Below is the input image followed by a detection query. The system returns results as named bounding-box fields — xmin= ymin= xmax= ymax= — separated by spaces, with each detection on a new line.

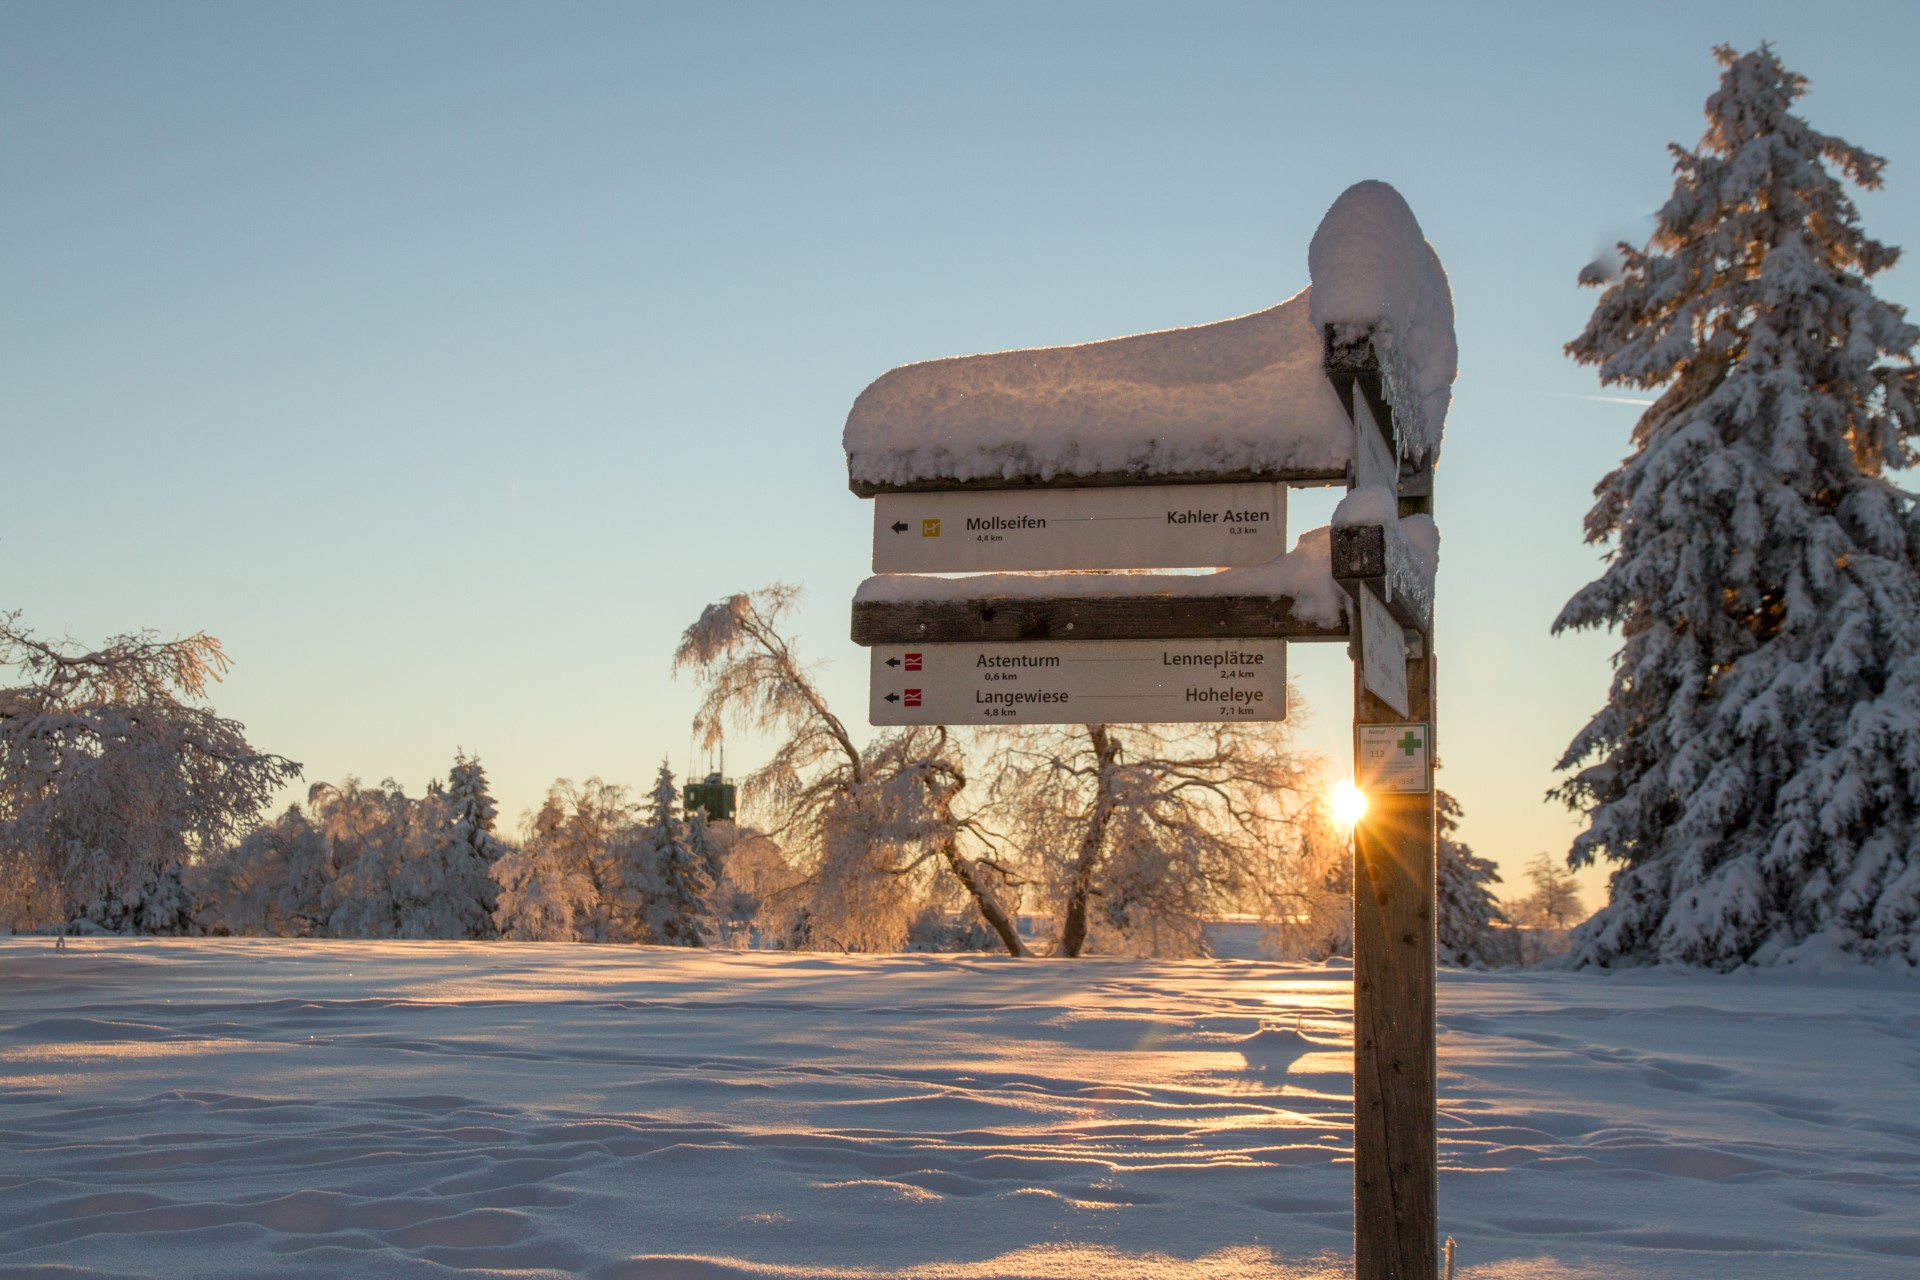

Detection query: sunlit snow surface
xmin=2 ymin=941 xmax=1916 ymax=1279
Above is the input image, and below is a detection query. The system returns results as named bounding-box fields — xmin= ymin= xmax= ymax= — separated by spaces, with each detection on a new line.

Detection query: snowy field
xmin=1 ymin=940 xmax=1916 ymax=1279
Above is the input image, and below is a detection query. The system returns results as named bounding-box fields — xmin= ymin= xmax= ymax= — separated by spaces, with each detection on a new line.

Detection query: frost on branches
xmin=1555 ymin=46 xmax=1920 ymax=968
xmin=675 ymin=585 xmax=1029 ymax=956
xmin=988 ymin=722 xmax=1337 ymax=958
xmin=0 ymin=614 xmax=299 ymax=934
xmin=491 ymin=779 xmax=639 ymax=943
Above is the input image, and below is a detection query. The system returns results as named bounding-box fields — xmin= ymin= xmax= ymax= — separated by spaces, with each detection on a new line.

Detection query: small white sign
xmin=1358 ymin=584 xmax=1409 ymax=717
xmin=872 ymin=483 xmax=1286 ymax=573
xmin=1352 ymin=392 xmax=1397 ymax=492
xmin=1356 ymin=723 xmax=1432 ymax=794
xmin=869 ymin=639 xmax=1287 ymax=726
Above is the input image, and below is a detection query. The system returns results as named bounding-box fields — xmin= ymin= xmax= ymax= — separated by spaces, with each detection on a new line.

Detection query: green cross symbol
xmin=1396 ymin=730 xmax=1424 ymax=756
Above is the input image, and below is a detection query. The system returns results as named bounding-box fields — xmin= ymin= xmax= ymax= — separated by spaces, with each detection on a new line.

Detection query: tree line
xmin=0 ymin=596 xmax=1518 ymax=961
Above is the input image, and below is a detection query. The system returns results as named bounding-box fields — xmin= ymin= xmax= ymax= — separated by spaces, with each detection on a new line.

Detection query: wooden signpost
xmin=847 ymin=256 xmax=1442 ymax=1279
xmin=1328 ymin=333 xmax=1439 ymax=1280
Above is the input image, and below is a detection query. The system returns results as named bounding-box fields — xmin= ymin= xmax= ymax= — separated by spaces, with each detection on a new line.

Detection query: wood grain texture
xmin=1352 ymin=647 xmax=1438 ymax=1280
xmin=1332 ymin=524 xmax=1433 ymax=633
xmin=852 ymin=596 xmax=1349 ymax=646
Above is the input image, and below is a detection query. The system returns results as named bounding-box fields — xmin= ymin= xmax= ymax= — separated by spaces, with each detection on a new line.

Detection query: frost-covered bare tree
xmin=989 ymin=721 xmax=1331 ymax=958
xmin=675 ymin=585 xmax=1028 ymax=956
xmin=1509 ymin=854 xmax=1586 ymax=931
xmin=1555 ymin=47 xmax=1920 ymax=967
xmin=0 ymin=613 xmax=299 ymax=933
xmin=310 ymin=777 xmax=428 ymax=938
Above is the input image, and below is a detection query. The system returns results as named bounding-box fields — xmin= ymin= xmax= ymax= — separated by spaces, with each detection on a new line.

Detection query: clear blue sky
xmin=4 ymin=2 xmax=1914 ymax=903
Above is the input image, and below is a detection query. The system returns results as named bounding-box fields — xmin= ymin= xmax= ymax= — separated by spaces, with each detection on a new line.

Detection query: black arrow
xmin=890 ymin=521 xmax=909 ymax=534
xmin=884 ymin=692 xmax=900 ymax=703
xmin=885 ymin=657 xmax=901 ymax=667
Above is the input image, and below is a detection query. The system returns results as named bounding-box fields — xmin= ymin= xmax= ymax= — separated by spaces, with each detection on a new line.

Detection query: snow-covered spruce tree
xmin=447 ymin=752 xmax=508 ymax=866
xmin=389 ymin=752 xmax=506 ymax=940
xmin=635 ymin=761 xmax=709 ymax=946
xmin=1434 ymin=791 xmax=1511 ymax=968
xmin=0 ymin=614 xmax=299 ymax=933
xmin=675 ymin=585 xmax=1029 ymax=956
xmin=1555 ymin=46 xmax=1920 ymax=967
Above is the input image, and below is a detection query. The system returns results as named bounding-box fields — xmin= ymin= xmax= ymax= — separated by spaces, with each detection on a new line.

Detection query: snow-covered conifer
xmin=447 ymin=753 xmax=508 ymax=864
xmin=1555 ymin=46 xmax=1920 ymax=967
xmin=636 ymin=761 xmax=709 ymax=946
xmin=1434 ymin=791 xmax=1510 ymax=968
xmin=392 ymin=751 xmax=506 ymax=940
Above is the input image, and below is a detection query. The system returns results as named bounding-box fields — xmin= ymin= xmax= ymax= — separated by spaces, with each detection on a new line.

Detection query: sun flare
xmin=1331 ymin=780 xmax=1368 ymax=827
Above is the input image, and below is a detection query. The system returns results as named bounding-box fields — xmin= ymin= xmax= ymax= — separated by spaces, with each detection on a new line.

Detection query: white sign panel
xmin=869 ymin=639 xmax=1287 ymax=726
xmin=1358 ymin=583 xmax=1410 ymax=717
xmin=1356 ymin=723 xmax=1432 ymax=794
xmin=872 ymin=483 xmax=1286 ymax=573
xmin=1352 ymin=391 xmax=1397 ymax=492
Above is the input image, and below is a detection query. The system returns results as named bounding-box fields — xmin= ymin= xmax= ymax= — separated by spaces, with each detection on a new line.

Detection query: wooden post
xmin=1327 ymin=323 xmax=1439 ymax=1280
xmin=1352 ymin=645 xmax=1437 ymax=1280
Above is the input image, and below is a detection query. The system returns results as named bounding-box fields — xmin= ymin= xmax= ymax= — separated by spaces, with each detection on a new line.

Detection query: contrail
xmin=1557 ymin=393 xmax=1657 ymax=406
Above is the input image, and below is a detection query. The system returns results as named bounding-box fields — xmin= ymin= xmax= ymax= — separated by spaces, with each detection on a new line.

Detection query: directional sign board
xmin=1357 ymin=584 xmax=1410 ymax=717
xmin=873 ymin=483 xmax=1285 ymax=573
xmin=1352 ymin=389 xmax=1397 ymax=492
xmin=869 ymin=639 xmax=1286 ymax=726
xmin=1356 ymin=722 xmax=1432 ymax=794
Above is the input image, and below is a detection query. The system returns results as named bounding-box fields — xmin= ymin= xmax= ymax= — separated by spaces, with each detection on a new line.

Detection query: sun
xmin=1331 ymin=780 xmax=1368 ymax=827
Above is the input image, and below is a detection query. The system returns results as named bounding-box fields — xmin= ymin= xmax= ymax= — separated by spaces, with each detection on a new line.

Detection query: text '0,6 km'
xmin=869 ymin=639 xmax=1287 ymax=726
xmin=872 ymin=482 xmax=1286 ymax=573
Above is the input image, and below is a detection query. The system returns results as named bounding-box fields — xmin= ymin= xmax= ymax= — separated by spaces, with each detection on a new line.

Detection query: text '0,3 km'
xmin=868 ymin=639 xmax=1287 ymax=726
xmin=872 ymin=482 xmax=1286 ymax=573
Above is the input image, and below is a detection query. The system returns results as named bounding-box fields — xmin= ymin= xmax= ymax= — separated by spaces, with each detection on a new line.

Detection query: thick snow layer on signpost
xmin=843 ymin=181 xmax=1455 ymax=490
xmin=843 ymin=291 xmax=1353 ymax=489
xmin=1308 ymin=180 xmax=1457 ymax=461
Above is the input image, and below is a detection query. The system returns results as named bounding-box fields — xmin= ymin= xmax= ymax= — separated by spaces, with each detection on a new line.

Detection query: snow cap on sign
xmin=1307 ymin=180 xmax=1457 ymax=461
xmin=842 ymin=292 xmax=1352 ymax=490
xmin=842 ymin=181 xmax=1454 ymax=489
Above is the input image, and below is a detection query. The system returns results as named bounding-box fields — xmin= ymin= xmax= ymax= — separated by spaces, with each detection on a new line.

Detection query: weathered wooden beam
xmin=848 ymin=464 xmax=1347 ymax=498
xmin=1323 ymin=326 xmax=1392 ymax=437
xmin=1351 ymin=646 xmax=1438 ymax=1280
xmin=852 ymin=595 xmax=1347 ymax=646
xmin=1331 ymin=524 xmax=1433 ymax=633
